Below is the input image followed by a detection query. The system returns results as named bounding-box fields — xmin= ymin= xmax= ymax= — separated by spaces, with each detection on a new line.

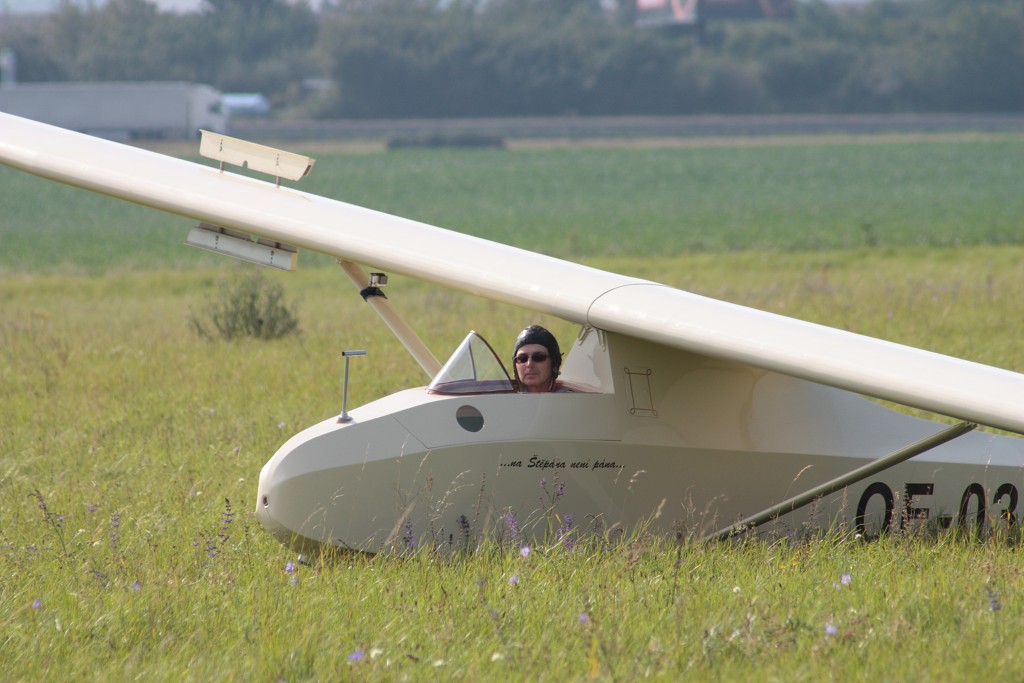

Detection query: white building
xmin=1 ymin=0 xmax=329 ymax=13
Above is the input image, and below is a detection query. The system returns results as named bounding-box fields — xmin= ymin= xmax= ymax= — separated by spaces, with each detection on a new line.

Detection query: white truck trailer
xmin=0 ymin=81 xmax=227 ymax=140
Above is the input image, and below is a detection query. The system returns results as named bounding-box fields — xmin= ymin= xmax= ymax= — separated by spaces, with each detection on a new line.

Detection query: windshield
xmin=427 ymin=331 xmax=516 ymax=395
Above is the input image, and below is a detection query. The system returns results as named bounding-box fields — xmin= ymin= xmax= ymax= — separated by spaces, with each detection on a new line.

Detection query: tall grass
xmin=3 ymin=247 xmax=1023 ymax=679
xmin=2 ymin=138 xmax=1024 ymax=679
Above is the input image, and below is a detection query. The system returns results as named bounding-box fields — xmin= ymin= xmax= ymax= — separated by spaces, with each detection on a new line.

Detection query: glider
xmin=2 ymin=113 xmax=1022 ymax=556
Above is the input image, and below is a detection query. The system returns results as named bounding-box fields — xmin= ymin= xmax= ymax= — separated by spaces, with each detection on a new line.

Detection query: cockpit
xmin=427 ymin=331 xmax=516 ymax=395
xmin=427 ymin=328 xmax=609 ymax=395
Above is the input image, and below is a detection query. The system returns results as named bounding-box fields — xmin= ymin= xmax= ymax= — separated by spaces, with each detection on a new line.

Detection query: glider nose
xmin=255 ymin=446 xmax=341 ymax=556
xmin=253 ymin=432 xmax=330 ymax=554
xmin=253 ymin=407 xmax=430 ymax=554
xmin=255 ymin=473 xmax=294 ymax=549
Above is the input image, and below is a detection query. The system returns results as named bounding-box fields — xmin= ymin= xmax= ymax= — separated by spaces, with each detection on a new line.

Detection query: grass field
xmin=2 ymin=134 xmax=1024 ymax=680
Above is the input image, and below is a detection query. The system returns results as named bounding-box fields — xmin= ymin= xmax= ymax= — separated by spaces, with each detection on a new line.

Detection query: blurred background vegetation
xmin=1 ymin=0 xmax=1021 ymax=119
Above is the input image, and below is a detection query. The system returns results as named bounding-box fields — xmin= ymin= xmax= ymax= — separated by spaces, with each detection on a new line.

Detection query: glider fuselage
xmin=255 ymin=329 xmax=1024 ymax=554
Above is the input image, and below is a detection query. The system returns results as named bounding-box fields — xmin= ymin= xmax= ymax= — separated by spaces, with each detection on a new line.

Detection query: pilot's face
xmin=515 ymin=343 xmax=553 ymax=393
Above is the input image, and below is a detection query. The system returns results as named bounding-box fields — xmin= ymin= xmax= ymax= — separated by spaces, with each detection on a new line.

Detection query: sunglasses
xmin=514 ymin=352 xmax=549 ymax=364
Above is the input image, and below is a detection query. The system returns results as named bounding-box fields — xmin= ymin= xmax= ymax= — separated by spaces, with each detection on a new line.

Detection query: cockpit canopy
xmin=427 ymin=331 xmax=516 ymax=395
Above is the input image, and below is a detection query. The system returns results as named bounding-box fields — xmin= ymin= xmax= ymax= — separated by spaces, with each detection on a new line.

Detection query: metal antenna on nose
xmin=338 ymin=350 xmax=367 ymax=423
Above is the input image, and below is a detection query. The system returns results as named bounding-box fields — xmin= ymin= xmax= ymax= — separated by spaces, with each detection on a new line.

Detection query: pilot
xmin=512 ymin=324 xmax=569 ymax=393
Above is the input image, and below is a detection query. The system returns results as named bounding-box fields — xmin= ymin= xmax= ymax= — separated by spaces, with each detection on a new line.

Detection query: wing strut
xmin=706 ymin=420 xmax=977 ymax=541
xmin=336 ymin=260 xmax=442 ymax=380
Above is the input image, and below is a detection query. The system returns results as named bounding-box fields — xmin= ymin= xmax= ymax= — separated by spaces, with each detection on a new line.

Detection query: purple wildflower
xmin=987 ymin=589 xmax=1002 ymax=612
xmin=219 ymin=499 xmax=234 ymax=541
xmin=555 ymin=481 xmax=566 ymax=498
xmin=520 ymin=546 xmax=530 ymax=558
xmin=199 ymin=499 xmax=235 ymax=561
xmin=558 ymin=514 xmax=575 ymax=550
xmin=131 ymin=580 xmax=141 ymax=593
xmin=31 ymin=598 xmax=42 ymax=610
xmin=841 ymin=573 xmax=852 ymax=585
xmin=457 ymin=514 xmax=471 ymax=548
xmin=578 ymin=612 xmax=589 ymax=624
xmin=348 ymin=649 xmax=365 ymax=663
xmin=109 ymin=512 xmax=121 ymax=554
xmin=402 ymin=519 xmax=416 ymax=549
xmin=504 ymin=510 xmax=521 ymax=543
xmin=285 ymin=561 xmax=296 ymax=574
xmin=509 ymin=574 xmax=519 ymax=586
xmin=825 ymin=622 xmax=838 ymax=637
xmin=31 ymin=490 xmax=68 ymax=554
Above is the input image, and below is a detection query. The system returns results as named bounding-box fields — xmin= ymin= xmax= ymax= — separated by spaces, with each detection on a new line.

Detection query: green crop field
xmin=2 ymin=134 xmax=1023 ymax=272
xmin=2 ymin=134 xmax=1024 ymax=680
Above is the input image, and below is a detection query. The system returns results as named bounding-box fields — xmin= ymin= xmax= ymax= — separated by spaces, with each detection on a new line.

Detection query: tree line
xmin=1 ymin=0 xmax=1021 ymax=118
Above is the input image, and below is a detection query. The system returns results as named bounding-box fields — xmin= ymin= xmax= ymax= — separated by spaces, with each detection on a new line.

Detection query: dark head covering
xmin=513 ymin=324 xmax=561 ymax=378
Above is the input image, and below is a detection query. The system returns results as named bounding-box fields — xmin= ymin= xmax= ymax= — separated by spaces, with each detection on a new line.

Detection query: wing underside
xmin=1 ymin=113 xmax=1021 ymax=434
